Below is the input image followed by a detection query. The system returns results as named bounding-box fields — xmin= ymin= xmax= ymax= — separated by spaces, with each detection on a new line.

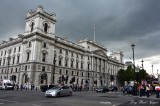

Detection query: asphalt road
xmin=0 ymin=90 xmax=160 ymax=106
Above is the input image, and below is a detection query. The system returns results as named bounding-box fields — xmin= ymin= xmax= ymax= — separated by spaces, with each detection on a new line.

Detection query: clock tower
xmin=24 ymin=5 xmax=56 ymax=37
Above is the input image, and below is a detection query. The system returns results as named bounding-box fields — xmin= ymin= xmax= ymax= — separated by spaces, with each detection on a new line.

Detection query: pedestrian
xmin=16 ymin=84 xmax=19 ymax=90
xmin=20 ymin=84 xmax=23 ymax=91
xmin=146 ymin=85 xmax=150 ymax=98
xmin=139 ymin=84 xmax=143 ymax=97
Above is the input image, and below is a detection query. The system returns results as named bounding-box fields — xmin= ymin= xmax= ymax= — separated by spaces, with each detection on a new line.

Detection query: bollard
xmin=156 ymin=90 xmax=159 ymax=98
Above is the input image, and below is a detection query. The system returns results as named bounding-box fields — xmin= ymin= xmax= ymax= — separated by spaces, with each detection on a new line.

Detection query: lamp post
xmin=141 ymin=59 xmax=144 ymax=69
xmin=7 ymin=55 xmax=11 ymax=79
xmin=152 ymin=64 xmax=153 ymax=80
xmin=53 ymin=50 xmax=56 ymax=84
xmin=131 ymin=43 xmax=136 ymax=80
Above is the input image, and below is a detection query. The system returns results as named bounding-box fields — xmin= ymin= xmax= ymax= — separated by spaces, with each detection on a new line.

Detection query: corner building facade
xmin=0 ymin=6 xmax=124 ymax=89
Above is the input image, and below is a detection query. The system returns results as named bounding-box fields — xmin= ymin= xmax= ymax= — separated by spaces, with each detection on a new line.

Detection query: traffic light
xmin=110 ymin=75 xmax=114 ymax=81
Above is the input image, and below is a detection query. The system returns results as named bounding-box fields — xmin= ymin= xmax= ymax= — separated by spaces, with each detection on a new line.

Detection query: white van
xmin=0 ymin=79 xmax=13 ymax=90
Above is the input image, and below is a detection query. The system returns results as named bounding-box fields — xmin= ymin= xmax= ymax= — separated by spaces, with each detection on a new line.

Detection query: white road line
xmin=0 ymin=99 xmax=19 ymax=103
xmin=100 ymin=101 xmax=112 ymax=104
xmin=32 ymin=104 xmax=41 ymax=106
xmin=0 ymin=103 xmax=4 ymax=105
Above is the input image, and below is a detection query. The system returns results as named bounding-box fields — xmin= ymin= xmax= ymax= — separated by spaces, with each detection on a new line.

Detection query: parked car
xmin=45 ymin=86 xmax=73 ymax=97
xmin=95 ymin=86 xmax=109 ymax=93
xmin=108 ymin=86 xmax=118 ymax=92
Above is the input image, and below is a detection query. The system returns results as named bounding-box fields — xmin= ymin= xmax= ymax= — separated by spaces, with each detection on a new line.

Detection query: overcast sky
xmin=0 ymin=0 xmax=160 ymax=75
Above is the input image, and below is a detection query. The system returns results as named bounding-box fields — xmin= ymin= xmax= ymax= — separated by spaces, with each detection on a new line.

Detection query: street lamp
xmin=7 ymin=55 xmax=11 ymax=79
xmin=141 ymin=59 xmax=144 ymax=69
xmin=53 ymin=50 xmax=56 ymax=84
xmin=152 ymin=64 xmax=153 ymax=79
xmin=131 ymin=43 xmax=136 ymax=80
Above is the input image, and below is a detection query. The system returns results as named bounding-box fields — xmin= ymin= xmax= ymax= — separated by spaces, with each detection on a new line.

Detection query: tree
xmin=137 ymin=69 xmax=149 ymax=82
xmin=117 ymin=65 xmax=135 ymax=86
xmin=117 ymin=69 xmax=126 ymax=86
xmin=125 ymin=65 xmax=135 ymax=82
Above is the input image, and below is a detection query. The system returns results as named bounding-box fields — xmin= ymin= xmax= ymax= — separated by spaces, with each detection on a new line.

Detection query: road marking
xmin=32 ymin=104 xmax=41 ymax=106
xmin=100 ymin=101 xmax=112 ymax=104
xmin=0 ymin=103 xmax=4 ymax=105
xmin=0 ymin=99 xmax=18 ymax=103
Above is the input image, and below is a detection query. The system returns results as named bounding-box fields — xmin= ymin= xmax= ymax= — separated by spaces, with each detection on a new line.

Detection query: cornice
xmin=0 ymin=38 xmax=23 ymax=49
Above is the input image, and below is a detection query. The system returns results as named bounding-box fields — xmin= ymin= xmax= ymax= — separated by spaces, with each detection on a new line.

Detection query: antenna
xmin=94 ymin=26 xmax=95 ymax=42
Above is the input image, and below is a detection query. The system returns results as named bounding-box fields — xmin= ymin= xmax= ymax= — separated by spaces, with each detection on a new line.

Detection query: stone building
xmin=0 ymin=6 xmax=124 ymax=89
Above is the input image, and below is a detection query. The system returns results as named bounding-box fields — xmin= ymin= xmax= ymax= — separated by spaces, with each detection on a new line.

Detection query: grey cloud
xmin=1 ymin=0 xmax=160 ymax=61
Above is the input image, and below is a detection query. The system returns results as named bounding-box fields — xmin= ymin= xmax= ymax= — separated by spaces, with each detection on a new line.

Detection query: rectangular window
xmin=1 ymin=51 xmax=3 ymax=56
xmin=65 ymin=59 xmax=68 ymax=67
xmin=81 ymin=63 xmax=83 ymax=69
xmin=43 ymin=43 xmax=47 ymax=48
xmin=88 ymin=64 xmax=90 ymax=70
xmin=42 ymin=66 xmax=45 ymax=72
xmin=59 ymin=58 xmax=62 ymax=66
xmin=0 ymin=60 xmax=1 ymax=66
xmin=13 ymin=57 xmax=15 ymax=64
xmin=29 ymin=42 xmax=31 ymax=47
xmin=65 ymin=50 xmax=68 ymax=55
xmin=25 ymin=65 xmax=27 ymax=71
xmin=77 ymin=72 xmax=79 ymax=76
xmin=16 ymin=68 xmax=18 ymax=73
xmin=9 ymin=49 xmax=11 ymax=54
xmin=71 ymin=61 xmax=73 ymax=68
xmin=17 ymin=56 xmax=20 ymax=63
xmin=71 ymin=52 xmax=74 ymax=57
xmin=42 ymin=53 xmax=46 ymax=62
xmin=3 ymin=59 xmax=5 ymax=66
xmin=14 ymin=48 xmax=16 ymax=53
xmin=66 ymin=70 xmax=68 ymax=75
xmin=76 ymin=62 xmax=78 ymax=69
xmin=81 ymin=55 xmax=83 ymax=59
xmin=59 ymin=48 xmax=62 ymax=54
xmin=72 ymin=71 xmax=74 ymax=75
xmin=18 ymin=46 xmax=21 ymax=52
xmin=27 ymin=53 xmax=30 ymax=61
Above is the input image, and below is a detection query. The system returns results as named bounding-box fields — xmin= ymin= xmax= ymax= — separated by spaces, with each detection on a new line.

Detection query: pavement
xmin=123 ymin=93 xmax=160 ymax=100
xmin=136 ymin=94 xmax=160 ymax=99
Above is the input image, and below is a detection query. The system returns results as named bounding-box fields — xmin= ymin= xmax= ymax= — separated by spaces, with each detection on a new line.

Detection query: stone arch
xmin=11 ymin=75 xmax=16 ymax=82
xmin=21 ymin=73 xmax=29 ymax=84
xmin=39 ymin=72 xmax=48 ymax=85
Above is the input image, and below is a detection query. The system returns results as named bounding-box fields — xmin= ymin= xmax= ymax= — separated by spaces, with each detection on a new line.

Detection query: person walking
xmin=139 ymin=84 xmax=143 ymax=97
xmin=146 ymin=85 xmax=150 ymax=98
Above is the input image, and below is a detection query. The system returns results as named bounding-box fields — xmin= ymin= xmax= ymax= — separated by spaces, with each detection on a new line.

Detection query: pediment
xmin=93 ymin=50 xmax=107 ymax=57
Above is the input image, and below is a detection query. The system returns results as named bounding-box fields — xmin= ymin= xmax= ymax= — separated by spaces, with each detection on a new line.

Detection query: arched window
xmin=40 ymin=73 xmax=47 ymax=84
xmin=31 ymin=22 xmax=34 ymax=32
xmin=44 ymin=23 xmax=48 ymax=33
xmin=27 ymin=52 xmax=30 ymax=61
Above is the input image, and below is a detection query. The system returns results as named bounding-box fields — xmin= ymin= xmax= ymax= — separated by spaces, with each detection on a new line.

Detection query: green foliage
xmin=117 ymin=69 xmax=126 ymax=86
xmin=137 ymin=69 xmax=149 ymax=82
xmin=117 ymin=65 xmax=149 ymax=86
xmin=125 ymin=65 xmax=135 ymax=81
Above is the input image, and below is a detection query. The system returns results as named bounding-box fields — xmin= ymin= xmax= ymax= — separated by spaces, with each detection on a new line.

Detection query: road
xmin=0 ymin=90 xmax=160 ymax=106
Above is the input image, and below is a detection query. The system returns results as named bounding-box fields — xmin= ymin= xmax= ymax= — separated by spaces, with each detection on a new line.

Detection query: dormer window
xmin=31 ymin=22 xmax=34 ymax=32
xmin=44 ymin=23 xmax=48 ymax=33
